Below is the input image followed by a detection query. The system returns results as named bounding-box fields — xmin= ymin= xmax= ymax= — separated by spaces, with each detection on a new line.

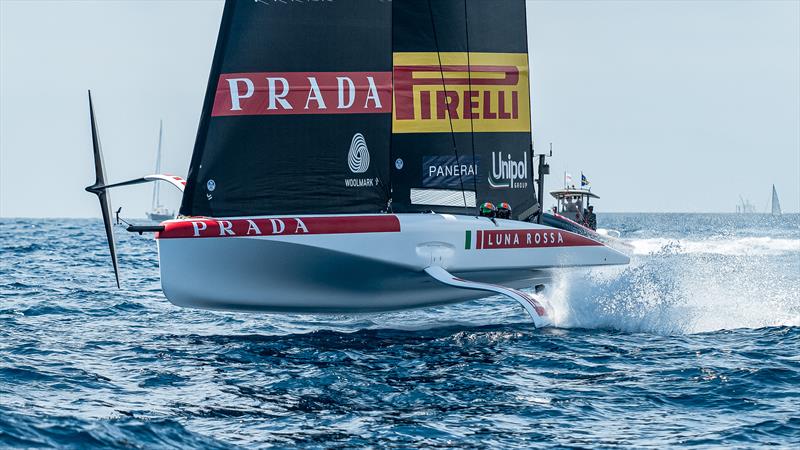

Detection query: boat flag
xmin=581 ymin=172 xmax=590 ymax=188
xmin=565 ymin=172 xmax=573 ymax=187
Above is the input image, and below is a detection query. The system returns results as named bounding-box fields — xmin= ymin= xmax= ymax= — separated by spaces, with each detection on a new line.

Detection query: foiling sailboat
xmin=86 ymin=0 xmax=629 ymax=328
xmin=146 ymin=120 xmax=174 ymax=222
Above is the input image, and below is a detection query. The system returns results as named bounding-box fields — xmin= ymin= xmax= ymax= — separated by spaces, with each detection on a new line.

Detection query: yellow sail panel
xmin=392 ymin=52 xmax=530 ymax=134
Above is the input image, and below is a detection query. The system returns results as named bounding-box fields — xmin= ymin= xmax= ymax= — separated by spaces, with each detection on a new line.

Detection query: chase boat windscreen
xmin=179 ymin=0 xmax=537 ymax=220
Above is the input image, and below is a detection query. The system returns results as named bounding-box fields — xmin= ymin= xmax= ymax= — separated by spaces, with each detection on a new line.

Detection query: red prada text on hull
xmin=157 ymin=216 xmax=401 ymax=239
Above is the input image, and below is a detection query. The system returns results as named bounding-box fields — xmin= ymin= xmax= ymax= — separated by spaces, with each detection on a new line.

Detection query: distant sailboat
xmin=146 ymin=121 xmax=174 ymax=221
xmin=771 ymin=185 xmax=782 ymax=216
xmin=736 ymin=195 xmax=757 ymax=214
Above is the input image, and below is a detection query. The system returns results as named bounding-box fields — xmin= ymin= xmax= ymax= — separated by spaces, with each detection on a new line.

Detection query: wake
xmin=628 ymin=236 xmax=800 ymax=256
xmin=544 ymin=237 xmax=800 ymax=335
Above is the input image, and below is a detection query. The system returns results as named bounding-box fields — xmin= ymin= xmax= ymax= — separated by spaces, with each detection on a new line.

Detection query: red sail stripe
xmin=157 ymin=215 xmax=401 ymax=239
xmin=212 ymin=72 xmax=392 ymax=117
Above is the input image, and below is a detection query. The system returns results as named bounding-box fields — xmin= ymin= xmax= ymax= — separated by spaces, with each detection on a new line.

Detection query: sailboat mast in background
xmin=151 ymin=120 xmax=163 ymax=212
xmin=146 ymin=120 xmax=174 ymax=221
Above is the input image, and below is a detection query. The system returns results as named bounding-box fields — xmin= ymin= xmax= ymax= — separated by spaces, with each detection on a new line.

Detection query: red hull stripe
xmin=157 ymin=216 xmax=401 ymax=239
xmin=478 ymin=229 xmax=602 ymax=249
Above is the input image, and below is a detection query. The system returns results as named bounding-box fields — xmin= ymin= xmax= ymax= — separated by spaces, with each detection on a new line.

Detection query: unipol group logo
xmin=347 ymin=133 xmax=370 ymax=173
xmin=393 ymin=52 xmax=530 ymax=134
xmin=489 ymin=151 xmax=528 ymax=189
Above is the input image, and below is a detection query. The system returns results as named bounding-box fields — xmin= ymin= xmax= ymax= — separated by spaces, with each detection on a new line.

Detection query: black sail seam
xmin=427 ymin=0 xmax=468 ymax=211
xmin=387 ymin=4 xmax=394 ymax=214
xmin=463 ymin=0 xmax=478 ymax=216
xmin=523 ymin=0 xmax=537 ymax=219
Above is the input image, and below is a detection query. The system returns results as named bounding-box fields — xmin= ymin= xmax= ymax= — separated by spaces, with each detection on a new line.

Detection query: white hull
xmin=156 ymin=213 xmax=628 ymax=315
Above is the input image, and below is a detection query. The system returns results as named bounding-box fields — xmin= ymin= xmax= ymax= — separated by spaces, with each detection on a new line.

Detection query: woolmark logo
xmin=344 ymin=133 xmax=376 ymax=188
xmin=348 ymin=133 xmax=370 ymax=173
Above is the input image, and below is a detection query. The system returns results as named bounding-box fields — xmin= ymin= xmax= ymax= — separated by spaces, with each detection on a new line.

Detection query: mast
xmin=151 ymin=120 xmax=163 ymax=210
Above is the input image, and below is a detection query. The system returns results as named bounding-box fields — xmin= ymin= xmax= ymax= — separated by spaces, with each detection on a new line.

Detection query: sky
xmin=1 ymin=0 xmax=798 ymax=218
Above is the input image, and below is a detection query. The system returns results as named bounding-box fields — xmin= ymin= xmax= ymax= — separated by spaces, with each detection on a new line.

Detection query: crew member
xmin=586 ymin=205 xmax=597 ymax=230
xmin=479 ymin=202 xmax=497 ymax=218
xmin=564 ymin=197 xmax=579 ymax=216
xmin=496 ymin=202 xmax=512 ymax=219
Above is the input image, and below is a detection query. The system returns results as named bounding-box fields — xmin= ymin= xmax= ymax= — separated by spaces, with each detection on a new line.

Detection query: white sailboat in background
xmin=771 ymin=185 xmax=782 ymax=216
xmin=146 ymin=121 xmax=174 ymax=222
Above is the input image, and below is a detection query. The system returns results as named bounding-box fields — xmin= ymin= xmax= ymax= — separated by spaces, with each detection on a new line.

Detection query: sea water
xmin=1 ymin=214 xmax=798 ymax=448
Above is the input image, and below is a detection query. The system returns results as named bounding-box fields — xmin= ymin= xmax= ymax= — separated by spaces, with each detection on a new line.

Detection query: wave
xmin=543 ymin=243 xmax=800 ymax=335
xmin=0 ymin=412 xmax=233 ymax=449
xmin=628 ymin=236 xmax=800 ymax=256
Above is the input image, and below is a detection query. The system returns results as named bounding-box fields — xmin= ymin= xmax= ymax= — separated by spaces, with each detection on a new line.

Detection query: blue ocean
xmin=1 ymin=214 xmax=798 ymax=448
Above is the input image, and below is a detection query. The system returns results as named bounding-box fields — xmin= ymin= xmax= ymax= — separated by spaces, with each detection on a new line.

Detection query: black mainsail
xmin=180 ymin=0 xmax=537 ymax=220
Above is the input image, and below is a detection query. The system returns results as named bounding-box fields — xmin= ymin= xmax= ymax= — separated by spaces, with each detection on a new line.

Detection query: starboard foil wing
xmin=424 ymin=266 xmax=553 ymax=328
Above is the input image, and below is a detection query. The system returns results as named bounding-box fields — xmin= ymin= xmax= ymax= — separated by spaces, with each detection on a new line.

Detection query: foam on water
xmin=544 ymin=236 xmax=800 ymax=335
xmin=628 ymin=236 xmax=800 ymax=256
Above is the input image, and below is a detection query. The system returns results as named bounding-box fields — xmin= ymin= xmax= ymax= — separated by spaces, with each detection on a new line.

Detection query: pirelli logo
xmin=393 ymin=52 xmax=530 ymax=134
